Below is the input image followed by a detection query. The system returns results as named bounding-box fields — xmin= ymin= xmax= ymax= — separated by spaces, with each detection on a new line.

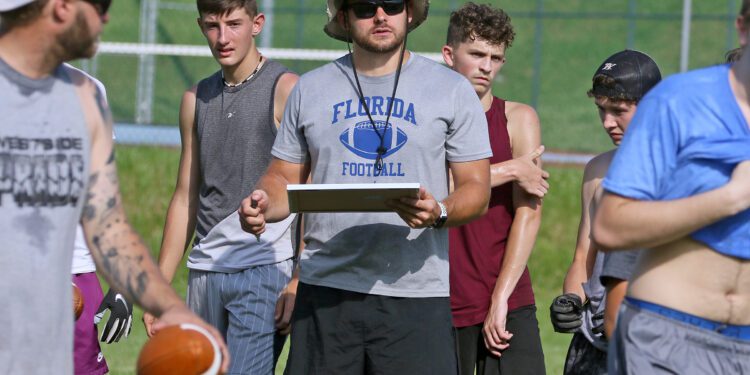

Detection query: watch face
xmin=431 ymin=201 xmax=448 ymax=229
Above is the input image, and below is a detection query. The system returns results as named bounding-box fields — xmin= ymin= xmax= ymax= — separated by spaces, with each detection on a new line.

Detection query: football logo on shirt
xmin=331 ymin=95 xmax=418 ymax=178
xmin=339 ymin=120 xmax=408 ymax=160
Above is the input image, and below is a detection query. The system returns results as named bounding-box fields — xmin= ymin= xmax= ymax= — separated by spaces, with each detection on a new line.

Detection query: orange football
xmin=137 ymin=323 xmax=221 ymax=375
xmin=72 ymin=283 xmax=84 ymax=321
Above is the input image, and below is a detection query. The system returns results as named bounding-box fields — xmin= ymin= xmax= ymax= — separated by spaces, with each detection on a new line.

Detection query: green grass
xmin=99 ymin=145 xmax=587 ymax=374
xmin=81 ymin=0 xmax=738 ymax=154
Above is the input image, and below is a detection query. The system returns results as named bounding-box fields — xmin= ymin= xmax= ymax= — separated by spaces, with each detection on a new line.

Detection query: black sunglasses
xmin=347 ymin=0 xmax=405 ymax=19
xmin=82 ymin=0 xmax=112 ymax=16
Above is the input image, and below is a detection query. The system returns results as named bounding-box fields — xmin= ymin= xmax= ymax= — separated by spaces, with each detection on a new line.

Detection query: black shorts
xmin=455 ymin=305 xmax=546 ymax=375
xmin=284 ymin=282 xmax=459 ymax=375
xmin=564 ymin=331 xmax=607 ymax=375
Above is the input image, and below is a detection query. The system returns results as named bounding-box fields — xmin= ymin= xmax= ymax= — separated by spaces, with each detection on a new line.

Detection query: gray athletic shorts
xmin=609 ymin=298 xmax=750 ymax=375
xmin=187 ymin=259 xmax=293 ymax=375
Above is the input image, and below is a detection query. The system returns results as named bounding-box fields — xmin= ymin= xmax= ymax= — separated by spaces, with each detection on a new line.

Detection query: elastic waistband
xmin=626 ymin=297 xmax=750 ymax=340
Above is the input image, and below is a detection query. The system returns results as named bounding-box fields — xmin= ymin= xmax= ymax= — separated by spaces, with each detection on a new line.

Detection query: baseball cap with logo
xmin=589 ymin=49 xmax=661 ymax=102
xmin=0 ymin=0 xmax=35 ymax=12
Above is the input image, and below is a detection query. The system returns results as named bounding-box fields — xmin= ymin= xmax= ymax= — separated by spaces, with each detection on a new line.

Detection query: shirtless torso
xmin=629 ymin=239 xmax=750 ymax=324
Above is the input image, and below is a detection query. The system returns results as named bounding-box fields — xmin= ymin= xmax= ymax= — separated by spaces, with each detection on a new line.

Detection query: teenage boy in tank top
xmin=0 ymin=1 xmax=228 ymax=374
xmin=593 ymin=2 xmax=750 ymax=373
xmin=441 ymin=3 xmax=546 ymax=374
xmin=141 ymin=0 xmax=299 ymax=373
xmin=551 ymin=50 xmax=661 ymax=375
xmin=239 ymin=0 xmax=492 ymax=373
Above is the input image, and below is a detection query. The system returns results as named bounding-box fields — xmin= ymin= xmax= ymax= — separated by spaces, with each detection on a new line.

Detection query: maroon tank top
xmin=449 ymin=97 xmax=536 ymax=328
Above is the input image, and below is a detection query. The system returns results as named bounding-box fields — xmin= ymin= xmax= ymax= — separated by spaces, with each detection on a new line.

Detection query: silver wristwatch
xmin=430 ymin=201 xmax=448 ymax=229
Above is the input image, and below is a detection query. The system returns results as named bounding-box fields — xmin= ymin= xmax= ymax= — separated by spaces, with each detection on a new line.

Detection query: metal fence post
xmin=680 ymin=0 xmax=692 ymax=72
xmin=531 ymin=0 xmax=543 ymax=109
xmin=627 ymin=0 xmax=637 ymax=49
xmin=727 ymin=0 xmax=738 ymax=51
xmin=136 ymin=0 xmax=159 ymax=124
xmin=261 ymin=0 xmax=274 ymax=48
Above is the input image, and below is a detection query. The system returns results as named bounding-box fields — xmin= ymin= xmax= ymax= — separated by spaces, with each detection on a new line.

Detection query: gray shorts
xmin=187 ymin=259 xmax=293 ymax=375
xmin=609 ymin=298 xmax=750 ymax=375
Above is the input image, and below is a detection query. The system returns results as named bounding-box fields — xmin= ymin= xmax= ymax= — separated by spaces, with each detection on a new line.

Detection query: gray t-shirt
xmin=272 ymin=53 xmax=492 ymax=297
xmin=600 ymin=250 xmax=640 ymax=286
xmin=0 ymin=60 xmax=90 ymax=374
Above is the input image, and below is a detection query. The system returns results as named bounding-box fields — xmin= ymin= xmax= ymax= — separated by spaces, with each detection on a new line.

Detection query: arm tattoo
xmin=93 ymin=86 xmax=110 ymax=127
xmin=91 ymin=232 xmax=149 ymax=300
xmin=106 ymin=149 xmax=115 ymax=165
xmin=85 ymin=147 xmax=151 ymax=304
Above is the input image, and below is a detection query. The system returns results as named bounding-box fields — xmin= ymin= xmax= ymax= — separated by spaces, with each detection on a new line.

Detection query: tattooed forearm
xmin=106 ymin=149 xmax=115 ymax=165
xmin=93 ymin=86 xmax=110 ymax=127
xmin=91 ymin=229 xmax=150 ymax=302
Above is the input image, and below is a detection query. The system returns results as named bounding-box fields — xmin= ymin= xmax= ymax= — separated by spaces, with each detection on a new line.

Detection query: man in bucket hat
xmin=239 ymin=0 xmax=491 ymax=373
xmin=0 ymin=1 xmax=228 ymax=373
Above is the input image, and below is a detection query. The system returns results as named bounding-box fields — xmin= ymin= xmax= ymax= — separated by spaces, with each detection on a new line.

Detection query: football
xmin=136 ymin=323 xmax=221 ymax=375
xmin=72 ymin=282 xmax=84 ymax=321
xmin=339 ymin=120 xmax=408 ymax=159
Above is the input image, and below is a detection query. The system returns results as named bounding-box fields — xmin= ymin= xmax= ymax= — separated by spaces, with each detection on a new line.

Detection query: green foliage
xmin=100 ymin=145 xmax=585 ymax=374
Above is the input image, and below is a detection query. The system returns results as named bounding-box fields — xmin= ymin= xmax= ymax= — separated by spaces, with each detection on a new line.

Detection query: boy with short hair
xmin=442 ymin=3 xmax=546 ymax=374
xmin=142 ymin=1 xmax=299 ymax=373
xmin=551 ymin=50 xmax=661 ymax=374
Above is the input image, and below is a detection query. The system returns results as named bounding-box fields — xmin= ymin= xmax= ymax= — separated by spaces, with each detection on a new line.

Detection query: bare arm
xmin=275 ymin=213 xmax=304 ymax=335
xmin=490 ymin=146 xmax=548 ymax=197
xmin=592 ymin=160 xmax=750 ymax=251
xmin=273 ymin=72 xmax=299 ymax=127
xmin=603 ymin=279 xmax=628 ymax=339
xmin=443 ymin=159 xmax=491 ymax=226
xmin=78 ymin=79 xmax=181 ymax=315
xmin=142 ymin=89 xmax=201 ymax=335
xmin=239 ymin=158 xmax=310 ymax=235
xmin=157 ymin=88 xmax=201 ymax=283
xmin=563 ymin=151 xmax=614 ymax=296
xmin=483 ymin=102 xmax=543 ymax=355
xmin=449 ymin=145 xmax=549 ymax=198
xmin=389 ymin=157 xmax=489 ymax=229
xmin=73 ymin=74 xmax=229 ymax=370
xmin=562 ymin=158 xmax=607 ymax=299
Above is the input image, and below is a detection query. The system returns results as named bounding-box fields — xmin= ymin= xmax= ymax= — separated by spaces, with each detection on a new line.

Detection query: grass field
xmin=86 ymin=0 xmax=739 ymax=154
xmin=97 ymin=145 xmax=586 ymax=374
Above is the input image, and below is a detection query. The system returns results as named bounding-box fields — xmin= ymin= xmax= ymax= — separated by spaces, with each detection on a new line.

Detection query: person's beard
xmin=350 ymin=21 xmax=406 ymax=54
xmin=56 ymin=12 xmax=99 ymax=61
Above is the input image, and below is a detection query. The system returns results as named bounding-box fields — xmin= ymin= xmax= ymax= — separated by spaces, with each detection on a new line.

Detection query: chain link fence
xmin=86 ymin=0 xmax=740 ymax=155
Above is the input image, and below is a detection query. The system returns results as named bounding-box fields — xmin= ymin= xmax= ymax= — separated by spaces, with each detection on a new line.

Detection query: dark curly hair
xmin=446 ymin=2 xmax=515 ymax=48
xmin=586 ymin=75 xmax=637 ymax=104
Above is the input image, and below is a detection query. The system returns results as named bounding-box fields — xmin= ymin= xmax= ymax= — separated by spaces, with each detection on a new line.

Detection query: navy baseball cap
xmin=590 ymin=50 xmax=661 ymax=102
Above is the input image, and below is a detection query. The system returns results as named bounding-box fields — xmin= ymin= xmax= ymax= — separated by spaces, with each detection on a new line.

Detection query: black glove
xmin=550 ymin=293 xmax=583 ymax=333
xmin=94 ymin=289 xmax=133 ymax=344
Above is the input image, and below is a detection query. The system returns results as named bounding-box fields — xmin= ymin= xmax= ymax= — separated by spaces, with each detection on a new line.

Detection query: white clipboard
xmin=287 ymin=183 xmax=421 ymax=213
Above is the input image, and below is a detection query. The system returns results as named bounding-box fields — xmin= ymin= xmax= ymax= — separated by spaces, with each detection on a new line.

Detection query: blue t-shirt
xmin=603 ymin=64 xmax=750 ymax=259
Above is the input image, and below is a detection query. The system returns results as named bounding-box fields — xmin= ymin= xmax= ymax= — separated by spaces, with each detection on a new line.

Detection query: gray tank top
xmin=188 ymin=59 xmax=295 ymax=272
xmin=0 ymin=60 xmax=90 ymax=374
